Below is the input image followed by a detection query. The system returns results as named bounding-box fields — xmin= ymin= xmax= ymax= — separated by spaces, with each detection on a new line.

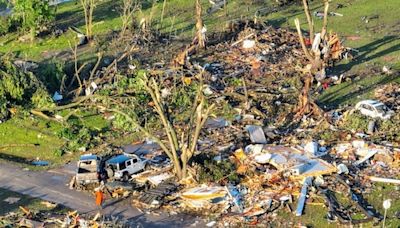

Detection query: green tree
xmin=8 ymin=0 xmax=54 ymax=40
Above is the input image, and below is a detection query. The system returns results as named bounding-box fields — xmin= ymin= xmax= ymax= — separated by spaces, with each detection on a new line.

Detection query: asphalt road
xmin=0 ymin=162 xmax=200 ymax=227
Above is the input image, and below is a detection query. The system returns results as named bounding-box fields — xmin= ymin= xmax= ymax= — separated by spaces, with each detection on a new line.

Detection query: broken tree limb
xmin=88 ymin=52 xmax=103 ymax=83
xmin=30 ymin=110 xmax=62 ymax=122
xmin=242 ymin=77 xmax=249 ymax=111
xmin=231 ymin=33 xmax=255 ymax=47
xmin=294 ymin=18 xmax=313 ymax=61
xmin=172 ymin=44 xmax=196 ymax=67
xmin=36 ymin=95 xmax=93 ymax=112
xmin=68 ymin=42 xmax=85 ymax=95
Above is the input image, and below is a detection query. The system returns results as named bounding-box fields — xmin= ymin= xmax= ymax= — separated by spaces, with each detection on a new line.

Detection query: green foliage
xmin=198 ymin=159 xmax=239 ymax=184
xmin=57 ymin=122 xmax=100 ymax=155
xmin=0 ymin=16 xmax=10 ymax=35
xmin=112 ymin=111 xmax=138 ymax=132
xmin=0 ymin=97 xmax=8 ymax=120
xmin=53 ymin=148 xmax=64 ymax=157
xmin=0 ymin=55 xmax=54 ymax=120
xmin=31 ymin=89 xmax=55 ymax=109
xmin=8 ymin=0 xmax=54 ymax=37
xmin=215 ymin=101 xmax=236 ymax=121
xmin=226 ymin=77 xmax=242 ymax=87
xmin=319 ymin=130 xmax=340 ymax=142
xmin=95 ymin=70 xmax=158 ymax=132
xmin=341 ymin=112 xmax=369 ymax=132
xmin=378 ymin=113 xmax=400 ymax=142
xmin=170 ymin=84 xmax=198 ymax=109
xmin=0 ymin=60 xmax=31 ymax=101
xmin=36 ymin=61 xmax=65 ymax=92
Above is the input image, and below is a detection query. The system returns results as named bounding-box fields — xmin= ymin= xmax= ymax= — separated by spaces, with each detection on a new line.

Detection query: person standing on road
xmin=95 ymin=187 xmax=104 ymax=210
xmin=95 ymin=181 xmax=112 ymax=211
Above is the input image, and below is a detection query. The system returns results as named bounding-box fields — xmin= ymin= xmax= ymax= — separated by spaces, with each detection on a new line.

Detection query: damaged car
xmin=75 ymin=154 xmax=102 ymax=186
xmin=355 ymin=100 xmax=394 ymax=120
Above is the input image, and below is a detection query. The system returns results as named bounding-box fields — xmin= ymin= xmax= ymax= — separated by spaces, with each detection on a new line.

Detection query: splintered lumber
xmin=367 ymin=176 xmax=400 ymax=185
xmin=295 ymin=177 xmax=312 ymax=216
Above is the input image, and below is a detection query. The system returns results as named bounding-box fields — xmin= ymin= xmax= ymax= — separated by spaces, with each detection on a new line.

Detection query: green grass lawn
xmin=0 ymin=117 xmax=65 ymax=167
xmin=0 ymin=111 xmax=111 ymax=168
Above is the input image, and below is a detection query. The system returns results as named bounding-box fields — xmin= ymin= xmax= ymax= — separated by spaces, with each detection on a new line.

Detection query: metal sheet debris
xmin=246 ymin=125 xmax=267 ymax=144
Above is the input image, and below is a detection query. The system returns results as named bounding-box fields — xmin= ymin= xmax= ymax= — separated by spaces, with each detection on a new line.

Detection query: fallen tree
xmin=0 ymin=55 xmax=54 ymax=121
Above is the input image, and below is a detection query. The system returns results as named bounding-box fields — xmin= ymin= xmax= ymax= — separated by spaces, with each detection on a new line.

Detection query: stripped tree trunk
xmin=302 ymin=0 xmax=314 ymax=43
xmin=195 ymin=0 xmax=205 ymax=49
xmin=293 ymin=0 xmax=331 ymax=120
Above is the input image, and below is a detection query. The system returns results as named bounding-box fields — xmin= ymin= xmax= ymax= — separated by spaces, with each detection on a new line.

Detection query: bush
xmin=36 ymin=61 xmax=65 ymax=92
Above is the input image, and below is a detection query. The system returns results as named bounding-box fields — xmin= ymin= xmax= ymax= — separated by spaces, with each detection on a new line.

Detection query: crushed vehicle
xmin=355 ymin=100 xmax=394 ymax=120
xmin=75 ymin=154 xmax=102 ymax=187
xmin=105 ymin=154 xmax=147 ymax=181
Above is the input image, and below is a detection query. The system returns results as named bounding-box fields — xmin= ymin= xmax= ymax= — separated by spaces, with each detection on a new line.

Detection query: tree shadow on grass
xmin=55 ymin=0 xmax=120 ymax=30
xmin=317 ymin=73 xmax=399 ymax=109
xmin=265 ymin=4 xmax=323 ymax=28
xmin=55 ymin=0 xmax=156 ymax=31
xmin=0 ymin=152 xmax=36 ymax=165
xmin=317 ymin=35 xmax=400 ymax=108
xmin=334 ymin=35 xmax=400 ymax=75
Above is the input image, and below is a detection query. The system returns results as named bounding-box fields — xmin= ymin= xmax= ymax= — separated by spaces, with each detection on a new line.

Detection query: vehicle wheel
xmin=106 ymin=167 xmax=114 ymax=179
xmin=122 ymin=172 xmax=130 ymax=182
xmin=76 ymin=185 xmax=82 ymax=191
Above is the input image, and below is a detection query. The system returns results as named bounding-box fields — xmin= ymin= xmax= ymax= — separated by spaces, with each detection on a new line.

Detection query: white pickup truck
xmin=105 ymin=154 xmax=146 ymax=181
xmin=75 ymin=154 xmax=101 ymax=186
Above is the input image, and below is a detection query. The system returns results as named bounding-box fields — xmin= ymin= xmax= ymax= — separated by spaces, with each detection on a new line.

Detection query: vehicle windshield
xmin=375 ymin=105 xmax=388 ymax=112
xmin=78 ymin=160 xmax=97 ymax=173
xmin=108 ymin=163 xmax=118 ymax=170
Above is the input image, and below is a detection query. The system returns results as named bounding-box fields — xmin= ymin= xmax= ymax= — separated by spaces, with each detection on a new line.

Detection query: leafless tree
xmin=109 ymin=73 xmax=214 ymax=180
xmin=80 ymin=0 xmax=95 ymax=40
xmin=120 ymin=0 xmax=139 ymax=37
xmin=294 ymin=0 xmax=331 ymax=119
